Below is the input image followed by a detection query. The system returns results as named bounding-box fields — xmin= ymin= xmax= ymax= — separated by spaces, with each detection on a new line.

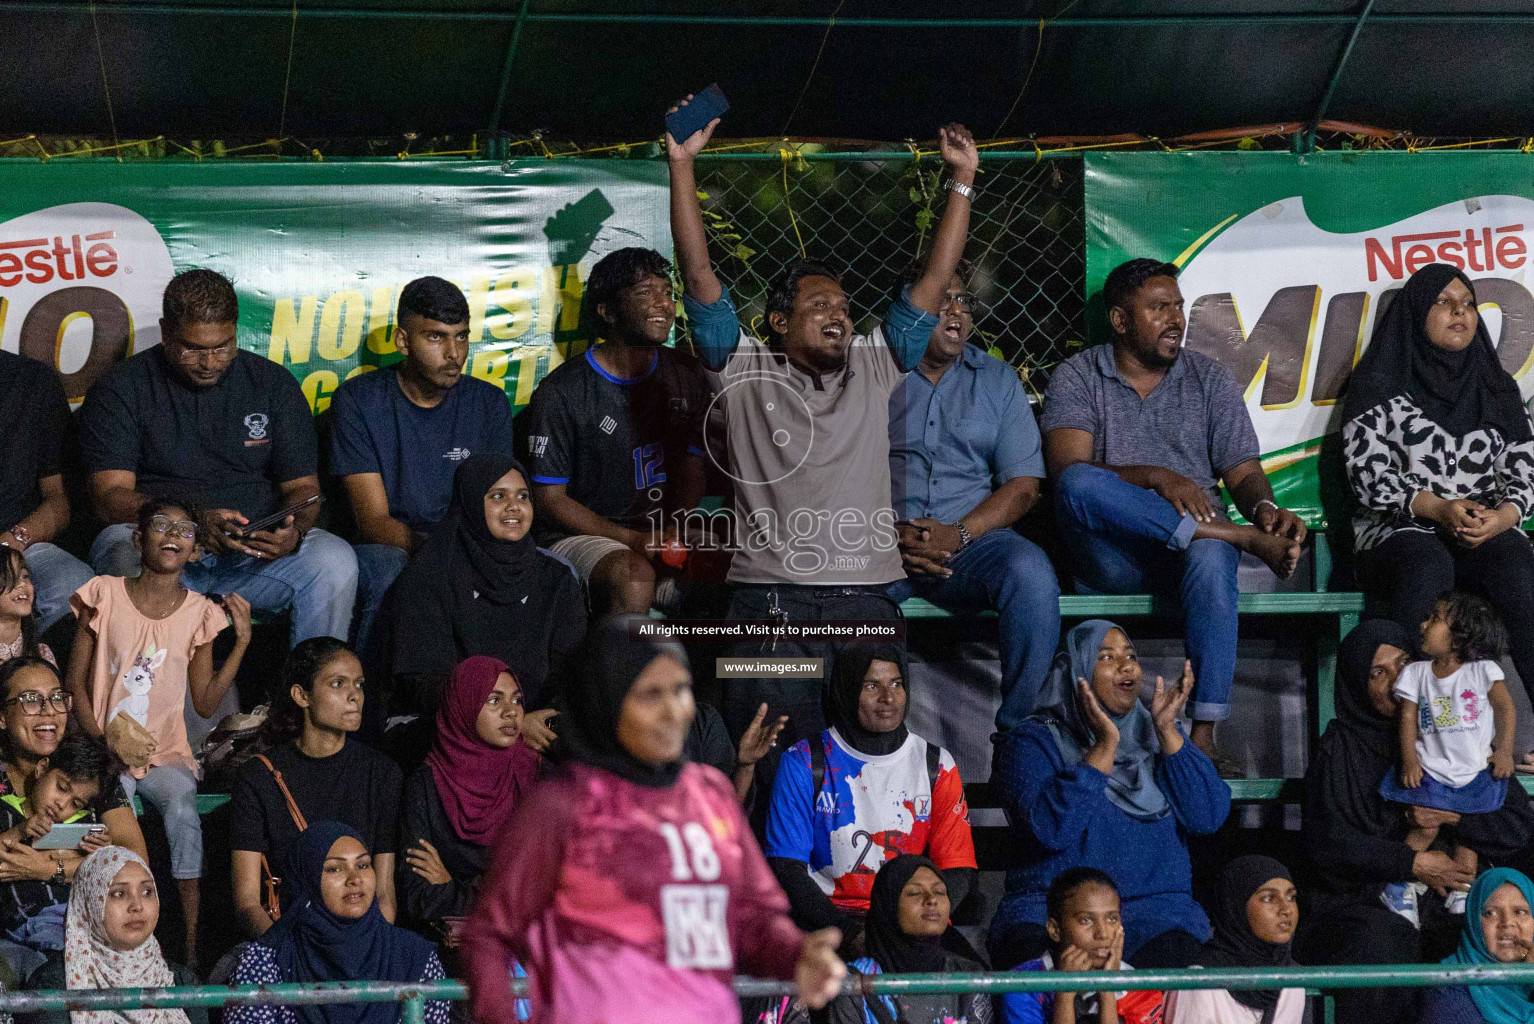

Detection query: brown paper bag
xmin=106 ymin=712 xmax=157 ymax=769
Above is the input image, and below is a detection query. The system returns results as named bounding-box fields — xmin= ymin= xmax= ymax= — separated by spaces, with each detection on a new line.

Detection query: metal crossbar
xmin=6 ymin=963 xmax=1534 ymax=1014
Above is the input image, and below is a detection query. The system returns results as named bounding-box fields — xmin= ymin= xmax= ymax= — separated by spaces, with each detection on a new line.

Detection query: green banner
xmin=0 ymin=160 xmax=670 ymax=412
xmin=1086 ymin=150 xmax=1534 ymax=525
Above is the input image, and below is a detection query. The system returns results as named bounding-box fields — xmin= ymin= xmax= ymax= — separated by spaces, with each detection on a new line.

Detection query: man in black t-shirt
xmin=520 ymin=248 xmax=707 ymax=615
xmin=0 ymin=351 xmax=93 ymax=636
xmin=79 ymin=270 xmax=358 ymax=644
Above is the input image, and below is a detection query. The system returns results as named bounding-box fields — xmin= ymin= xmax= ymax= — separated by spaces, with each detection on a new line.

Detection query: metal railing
xmin=6 ymin=963 xmax=1534 ymax=1017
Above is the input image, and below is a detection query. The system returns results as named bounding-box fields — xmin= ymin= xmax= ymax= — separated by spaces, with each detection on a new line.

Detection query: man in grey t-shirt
xmin=668 ymin=94 xmax=978 ymax=778
xmin=1041 ymin=258 xmax=1306 ymax=766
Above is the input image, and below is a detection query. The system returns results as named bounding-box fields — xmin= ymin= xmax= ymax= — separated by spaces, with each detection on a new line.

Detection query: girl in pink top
xmin=65 ymin=498 xmax=251 ymax=965
xmin=462 ymin=615 xmax=845 ymax=1024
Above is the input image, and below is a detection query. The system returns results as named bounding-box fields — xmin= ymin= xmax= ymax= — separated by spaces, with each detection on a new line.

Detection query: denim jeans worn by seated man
xmin=888 ymin=341 xmax=1060 ymax=736
xmin=1052 ymin=462 xmax=1239 ymax=723
xmin=90 ymin=524 xmax=358 ymax=646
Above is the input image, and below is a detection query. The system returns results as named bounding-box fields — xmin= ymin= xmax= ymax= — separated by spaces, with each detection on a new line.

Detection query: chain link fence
xmin=689 ymin=153 xmax=1086 ymax=397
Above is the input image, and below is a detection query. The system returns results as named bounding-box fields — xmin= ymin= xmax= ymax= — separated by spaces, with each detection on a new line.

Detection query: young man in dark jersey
xmin=520 ymin=248 xmax=708 ymax=615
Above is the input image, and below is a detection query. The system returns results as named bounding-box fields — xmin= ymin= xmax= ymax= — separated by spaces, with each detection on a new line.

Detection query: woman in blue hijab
xmin=225 ymin=822 xmax=449 ymax=1024
xmin=988 ymin=620 xmax=1231 ymax=972
xmin=1421 ymin=868 xmax=1534 ymax=1024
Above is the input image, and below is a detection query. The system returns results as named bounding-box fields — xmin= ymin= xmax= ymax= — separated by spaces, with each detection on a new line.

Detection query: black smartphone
xmin=666 ymin=84 xmax=729 ymax=144
xmin=229 ymin=494 xmax=322 ymax=538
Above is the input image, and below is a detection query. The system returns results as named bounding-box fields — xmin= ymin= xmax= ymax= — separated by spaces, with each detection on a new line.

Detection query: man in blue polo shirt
xmin=1042 ymin=258 xmax=1307 ymax=766
xmin=887 ymin=263 xmax=1060 ymax=736
xmin=328 ymin=276 xmax=516 ymax=650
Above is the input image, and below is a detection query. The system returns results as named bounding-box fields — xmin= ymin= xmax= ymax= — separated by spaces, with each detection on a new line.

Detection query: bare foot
xmin=1243 ymin=529 xmax=1301 ymax=578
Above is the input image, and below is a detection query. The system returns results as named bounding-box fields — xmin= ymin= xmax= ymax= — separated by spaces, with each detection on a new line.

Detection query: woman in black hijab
xmin=1165 ymin=855 xmax=1302 ymax=1024
xmin=764 ymin=644 xmax=977 ymax=958
xmin=1342 ymin=263 xmax=1534 ymax=715
xmin=1295 ymin=619 xmax=1534 ymax=1021
xmin=385 ymin=453 xmax=585 ymax=758
xmin=826 ymin=853 xmax=992 ymax=1024
xmin=461 ymin=614 xmax=846 ymax=1024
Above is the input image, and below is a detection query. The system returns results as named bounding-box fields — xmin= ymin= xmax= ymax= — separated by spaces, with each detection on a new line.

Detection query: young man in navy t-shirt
xmin=328 ymin=276 xmax=516 ymax=650
xmin=519 ymin=248 xmax=708 ymax=615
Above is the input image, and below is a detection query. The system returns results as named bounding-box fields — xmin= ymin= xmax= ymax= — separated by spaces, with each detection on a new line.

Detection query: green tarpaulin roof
xmin=5 ymin=1 xmax=1533 ymax=141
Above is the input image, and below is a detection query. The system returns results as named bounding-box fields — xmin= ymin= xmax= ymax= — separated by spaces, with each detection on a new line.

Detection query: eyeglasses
xmin=171 ymin=340 xmax=238 ymax=365
xmin=149 ymin=516 xmax=198 ymax=539
xmin=940 ymin=294 xmax=978 ymax=314
xmin=5 ymin=691 xmax=72 ymax=715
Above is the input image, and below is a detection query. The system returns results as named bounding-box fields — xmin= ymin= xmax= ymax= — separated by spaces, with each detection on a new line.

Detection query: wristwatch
xmin=953 ymin=520 xmax=973 ymax=550
xmin=1 ymin=524 xmax=29 ymax=551
xmin=50 ymin=855 xmax=65 ymax=885
xmin=945 ymin=179 xmax=977 ymax=201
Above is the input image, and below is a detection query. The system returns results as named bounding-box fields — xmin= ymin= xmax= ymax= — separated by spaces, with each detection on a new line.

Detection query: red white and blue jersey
xmin=765 ymin=728 xmax=976 ymax=914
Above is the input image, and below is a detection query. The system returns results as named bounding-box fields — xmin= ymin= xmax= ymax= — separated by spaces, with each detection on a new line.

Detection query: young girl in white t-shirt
xmin=1379 ymin=592 xmax=1515 ymax=917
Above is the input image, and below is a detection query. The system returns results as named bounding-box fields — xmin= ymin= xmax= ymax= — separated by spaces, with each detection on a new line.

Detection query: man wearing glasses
xmin=886 ymin=264 xmax=1060 ymax=739
xmin=78 ymin=270 xmax=357 ymax=645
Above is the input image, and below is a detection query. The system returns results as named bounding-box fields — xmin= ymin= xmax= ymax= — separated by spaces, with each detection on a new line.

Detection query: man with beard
xmin=887 ymin=263 xmax=1060 ymax=738
xmin=1042 ymin=258 xmax=1306 ymax=769
xmin=328 ymin=276 xmax=517 ymax=650
xmin=80 ymin=268 xmax=357 ymax=645
xmin=669 ymin=91 xmax=979 ymax=798
xmin=521 ymin=248 xmax=708 ymax=615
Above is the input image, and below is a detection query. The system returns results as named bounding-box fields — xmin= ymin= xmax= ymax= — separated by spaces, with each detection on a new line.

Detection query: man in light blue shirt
xmin=888 ymin=266 xmax=1060 ymax=735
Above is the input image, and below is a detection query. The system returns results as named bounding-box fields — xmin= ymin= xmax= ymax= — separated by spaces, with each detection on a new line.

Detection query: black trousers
xmin=1359 ymin=527 xmax=1534 ymax=702
xmin=721 ymin=583 xmax=902 ymax=837
xmin=1295 ymin=895 xmax=1458 ymax=1022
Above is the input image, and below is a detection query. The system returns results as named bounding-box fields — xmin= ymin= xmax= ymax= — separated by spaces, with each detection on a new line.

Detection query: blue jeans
xmin=89 ymin=524 xmax=358 ymax=646
xmin=1053 ymin=463 xmax=1238 ymax=722
xmin=887 ymin=529 xmax=1060 ymax=734
xmin=22 ymin=543 xmax=93 ymax=633
xmin=352 ymin=543 xmax=408 ymax=654
xmin=121 ymin=764 xmax=202 ymax=879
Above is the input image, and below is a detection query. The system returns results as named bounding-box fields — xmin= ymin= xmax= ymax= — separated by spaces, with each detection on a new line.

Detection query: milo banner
xmin=1086 ymin=150 xmax=1534 ymax=525
xmin=0 ymin=160 xmax=669 ymax=412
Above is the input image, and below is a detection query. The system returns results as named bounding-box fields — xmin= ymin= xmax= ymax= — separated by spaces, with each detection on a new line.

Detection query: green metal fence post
xmin=402 ymin=994 xmax=425 ymax=1024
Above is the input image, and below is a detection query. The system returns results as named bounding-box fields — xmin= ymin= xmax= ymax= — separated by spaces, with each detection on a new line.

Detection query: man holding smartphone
xmin=668 ymin=92 xmax=980 ymax=799
xmin=80 ymin=269 xmax=358 ymax=646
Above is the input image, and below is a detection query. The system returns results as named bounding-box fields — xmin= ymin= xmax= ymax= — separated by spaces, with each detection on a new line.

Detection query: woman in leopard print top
xmin=1343 ymin=263 xmax=1534 ymax=728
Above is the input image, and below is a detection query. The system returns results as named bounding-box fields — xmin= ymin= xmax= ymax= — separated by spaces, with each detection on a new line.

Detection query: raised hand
xmin=223 ymin=592 xmax=253 ymax=645
xmin=1151 ymin=662 xmax=1193 ymax=730
xmin=1057 ymin=943 xmax=1094 ymax=973
xmin=937 ymin=123 xmax=979 ymax=178
xmin=737 ymin=702 xmax=788 ymax=769
xmin=665 ymin=95 xmax=721 ymax=161
xmin=1078 ymin=677 xmax=1121 ymax=776
xmin=1105 ymin=925 xmax=1125 ymax=972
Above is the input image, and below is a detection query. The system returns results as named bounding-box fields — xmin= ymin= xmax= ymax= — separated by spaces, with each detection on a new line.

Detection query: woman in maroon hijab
xmin=397 ymin=655 xmax=541 ymax=941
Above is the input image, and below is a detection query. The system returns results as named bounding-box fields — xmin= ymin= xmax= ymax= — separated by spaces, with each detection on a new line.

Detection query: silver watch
xmin=953 ymin=520 xmax=973 ymax=550
xmin=946 ymin=179 xmax=977 ymax=201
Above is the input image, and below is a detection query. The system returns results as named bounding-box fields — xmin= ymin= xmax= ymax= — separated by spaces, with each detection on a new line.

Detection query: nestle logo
xmin=0 ymin=231 xmax=119 ymax=288
xmin=1364 ymin=224 xmax=1526 ymax=282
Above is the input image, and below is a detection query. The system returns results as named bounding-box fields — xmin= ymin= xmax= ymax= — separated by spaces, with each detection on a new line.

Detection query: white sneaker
xmin=1381 ymin=882 xmax=1422 ymax=928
